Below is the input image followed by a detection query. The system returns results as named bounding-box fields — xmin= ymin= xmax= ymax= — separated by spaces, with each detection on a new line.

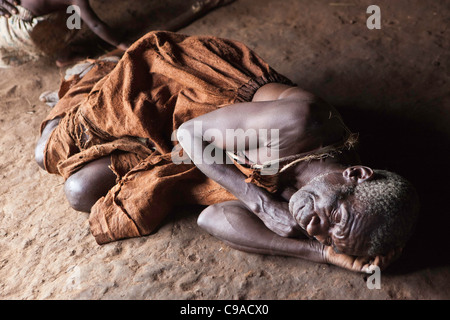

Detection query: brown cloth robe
xmin=41 ymin=31 xmax=294 ymax=244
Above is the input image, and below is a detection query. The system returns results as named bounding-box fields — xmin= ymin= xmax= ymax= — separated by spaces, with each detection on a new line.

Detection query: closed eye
xmin=331 ymin=208 xmax=342 ymax=224
xmin=332 ymin=204 xmax=350 ymax=240
xmin=329 ymin=206 xmax=343 ymax=226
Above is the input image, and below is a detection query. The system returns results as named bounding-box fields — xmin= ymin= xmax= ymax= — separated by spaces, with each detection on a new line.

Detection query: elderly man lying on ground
xmin=35 ymin=31 xmax=419 ymax=273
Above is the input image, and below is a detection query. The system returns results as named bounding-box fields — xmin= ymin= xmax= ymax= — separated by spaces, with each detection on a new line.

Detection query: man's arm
xmin=73 ymin=0 xmax=129 ymax=50
xmin=199 ymin=200 xmax=382 ymax=273
xmin=177 ymin=98 xmax=303 ymax=237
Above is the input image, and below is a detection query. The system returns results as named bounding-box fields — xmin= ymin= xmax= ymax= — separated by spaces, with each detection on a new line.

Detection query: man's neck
xmin=291 ymin=158 xmax=349 ymax=189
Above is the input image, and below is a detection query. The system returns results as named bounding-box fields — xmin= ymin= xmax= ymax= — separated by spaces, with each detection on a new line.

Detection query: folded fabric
xmin=41 ymin=31 xmax=293 ymax=244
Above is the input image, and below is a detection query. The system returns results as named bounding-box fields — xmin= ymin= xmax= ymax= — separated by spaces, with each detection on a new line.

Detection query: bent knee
xmin=64 ymin=157 xmax=117 ymax=212
xmin=197 ymin=203 xmax=222 ymax=232
xmin=35 ymin=118 xmax=61 ymax=170
xmin=64 ymin=174 xmax=92 ymax=212
xmin=197 ymin=201 xmax=246 ymax=234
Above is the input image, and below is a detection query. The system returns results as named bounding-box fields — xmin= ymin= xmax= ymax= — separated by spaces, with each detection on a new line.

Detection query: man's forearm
xmin=199 ymin=201 xmax=326 ymax=264
xmin=188 ymin=139 xmax=270 ymax=213
xmin=178 ymin=126 xmax=300 ymax=237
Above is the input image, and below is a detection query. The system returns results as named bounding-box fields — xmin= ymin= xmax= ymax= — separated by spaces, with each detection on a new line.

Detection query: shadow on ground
xmin=328 ymin=77 xmax=449 ymax=274
xmin=345 ymin=108 xmax=449 ymax=273
xmin=70 ymin=0 xmax=234 ymax=57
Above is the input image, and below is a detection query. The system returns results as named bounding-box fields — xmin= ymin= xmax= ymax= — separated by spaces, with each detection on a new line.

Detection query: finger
xmin=361 ymin=256 xmax=379 ymax=273
xmin=373 ymin=255 xmax=381 ymax=266
xmin=354 ymin=256 xmax=371 ymax=271
xmin=362 ymin=263 xmax=378 ymax=274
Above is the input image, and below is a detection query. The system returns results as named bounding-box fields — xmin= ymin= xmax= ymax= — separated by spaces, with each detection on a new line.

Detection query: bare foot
xmin=63 ymin=61 xmax=96 ymax=80
xmin=39 ymin=91 xmax=59 ymax=108
xmin=56 ymin=56 xmax=86 ymax=68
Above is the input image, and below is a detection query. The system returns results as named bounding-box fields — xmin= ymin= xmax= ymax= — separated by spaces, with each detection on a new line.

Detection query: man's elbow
xmin=197 ymin=204 xmax=222 ymax=235
xmin=177 ymin=121 xmax=196 ymax=155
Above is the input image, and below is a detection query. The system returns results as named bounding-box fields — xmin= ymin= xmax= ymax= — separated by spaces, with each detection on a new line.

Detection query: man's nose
xmin=306 ymin=213 xmax=329 ymax=238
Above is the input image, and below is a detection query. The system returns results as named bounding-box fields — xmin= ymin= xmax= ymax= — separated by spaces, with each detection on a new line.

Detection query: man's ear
xmin=343 ymin=166 xmax=374 ymax=184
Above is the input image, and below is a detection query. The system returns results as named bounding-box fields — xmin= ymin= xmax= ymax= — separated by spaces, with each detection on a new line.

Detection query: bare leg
xmin=35 ymin=117 xmax=61 ymax=169
xmin=35 ymin=59 xmax=100 ymax=169
xmin=39 ymin=91 xmax=59 ymax=108
xmin=198 ymin=201 xmax=325 ymax=263
xmin=64 ymin=157 xmax=117 ymax=213
xmin=35 ymin=119 xmax=116 ymax=212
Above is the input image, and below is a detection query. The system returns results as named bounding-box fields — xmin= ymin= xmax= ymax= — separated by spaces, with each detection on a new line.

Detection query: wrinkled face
xmin=289 ymin=167 xmax=377 ymax=256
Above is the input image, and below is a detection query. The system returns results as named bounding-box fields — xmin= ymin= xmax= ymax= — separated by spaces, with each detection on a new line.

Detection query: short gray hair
xmin=353 ymin=170 xmax=420 ymax=256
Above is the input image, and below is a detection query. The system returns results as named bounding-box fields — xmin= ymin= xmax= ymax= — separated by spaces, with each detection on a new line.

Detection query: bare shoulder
xmin=252 ymin=84 xmax=326 ymax=125
xmin=253 ymin=85 xmax=346 ymax=144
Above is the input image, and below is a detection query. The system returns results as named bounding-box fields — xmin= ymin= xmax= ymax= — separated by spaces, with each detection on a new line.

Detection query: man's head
xmin=289 ymin=166 xmax=420 ymax=257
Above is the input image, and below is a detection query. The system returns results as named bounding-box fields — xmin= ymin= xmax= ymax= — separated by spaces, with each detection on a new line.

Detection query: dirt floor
xmin=0 ymin=0 xmax=449 ymax=300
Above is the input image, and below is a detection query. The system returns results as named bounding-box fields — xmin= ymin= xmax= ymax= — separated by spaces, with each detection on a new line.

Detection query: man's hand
xmin=116 ymin=43 xmax=130 ymax=51
xmin=323 ymin=246 xmax=374 ymax=273
xmin=0 ymin=0 xmax=19 ymax=17
xmin=322 ymin=246 xmax=403 ymax=273
xmin=255 ymin=199 xmax=303 ymax=238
